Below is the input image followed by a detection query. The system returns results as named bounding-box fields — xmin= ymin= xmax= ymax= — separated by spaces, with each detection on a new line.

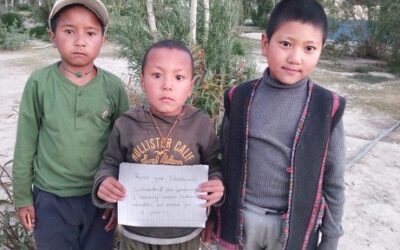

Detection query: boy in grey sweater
xmin=213 ymin=0 xmax=346 ymax=249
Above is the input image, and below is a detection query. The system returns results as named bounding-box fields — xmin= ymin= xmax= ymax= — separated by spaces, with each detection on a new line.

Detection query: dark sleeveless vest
xmin=215 ymin=79 xmax=346 ymax=250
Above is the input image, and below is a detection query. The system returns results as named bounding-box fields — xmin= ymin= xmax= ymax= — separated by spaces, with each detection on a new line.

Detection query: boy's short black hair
xmin=141 ymin=39 xmax=194 ymax=78
xmin=49 ymin=4 xmax=106 ymax=34
xmin=267 ymin=0 xmax=328 ymax=44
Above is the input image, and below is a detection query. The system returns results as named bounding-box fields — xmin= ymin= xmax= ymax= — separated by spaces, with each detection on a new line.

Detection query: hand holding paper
xmin=198 ymin=179 xmax=224 ymax=207
xmin=98 ymin=176 xmax=126 ymax=203
xmin=118 ymin=163 xmax=209 ymax=227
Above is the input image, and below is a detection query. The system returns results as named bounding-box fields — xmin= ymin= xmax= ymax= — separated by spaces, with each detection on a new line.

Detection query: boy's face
xmin=140 ymin=48 xmax=194 ymax=116
xmin=261 ymin=21 xmax=323 ymax=85
xmin=49 ymin=6 xmax=105 ymax=70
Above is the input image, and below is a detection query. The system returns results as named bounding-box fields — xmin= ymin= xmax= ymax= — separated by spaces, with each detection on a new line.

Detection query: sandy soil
xmin=1 ymin=38 xmax=400 ymax=249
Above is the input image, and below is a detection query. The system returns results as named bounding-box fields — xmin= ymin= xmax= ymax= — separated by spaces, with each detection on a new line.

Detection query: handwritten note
xmin=118 ymin=163 xmax=208 ymax=227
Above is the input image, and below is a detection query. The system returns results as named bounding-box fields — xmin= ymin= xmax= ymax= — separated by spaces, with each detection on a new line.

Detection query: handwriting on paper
xmin=118 ymin=163 xmax=208 ymax=227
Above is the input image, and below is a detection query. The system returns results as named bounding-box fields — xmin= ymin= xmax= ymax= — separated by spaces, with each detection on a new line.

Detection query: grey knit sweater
xmin=246 ymin=71 xmax=308 ymax=210
xmin=245 ymin=69 xmax=345 ymax=249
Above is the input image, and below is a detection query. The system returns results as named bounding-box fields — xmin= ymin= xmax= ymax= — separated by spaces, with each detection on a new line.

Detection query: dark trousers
xmin=33 ymin=187 xmax=114 ymax=250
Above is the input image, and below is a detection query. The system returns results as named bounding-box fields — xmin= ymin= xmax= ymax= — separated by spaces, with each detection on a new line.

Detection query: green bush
xmin=0 ymin=33 xmax=29 ymax=50
xmin=250 ymin=0 xmax=273 ymax=28
xmin=190 ymin=46 xmax=256 ymax=129
xmin=107 ymin=0 xmax=196 ymax=73
xmin=232 ymin=40 xmax=244 ymax=56
xmin=31 ymin=0 xmax=54 ymax=27
xmin=0 ymin=22 xmax=29 ymax=50
xmin=321 ymin=44 xmax=342 ymax=59
xmin=330 ymin=0 xmax=400 ymax=66
xmin=108 ymin=0 xmax=255 ymax=128
xmin=15 ymin=4 xmax=31 ymax=11
xmin=29 ymin=26 xmax=48 ymax=40
xmin=388 ymin=59 xmax=400 ymax=74
xmin=0 ymin=12 xmax=23 ymax=30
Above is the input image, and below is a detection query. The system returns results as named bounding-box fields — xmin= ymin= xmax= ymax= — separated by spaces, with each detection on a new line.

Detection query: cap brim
xmin=48 ymin=0 xmax=109 ymax=30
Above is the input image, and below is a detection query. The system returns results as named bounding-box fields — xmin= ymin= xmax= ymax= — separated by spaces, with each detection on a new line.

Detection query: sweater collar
xmin=262 ymin=68 xmax=308 ymax=89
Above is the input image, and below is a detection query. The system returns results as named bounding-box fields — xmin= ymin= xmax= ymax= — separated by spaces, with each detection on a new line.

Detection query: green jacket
xmin=13 ymin=62 xmax=130 ymax=208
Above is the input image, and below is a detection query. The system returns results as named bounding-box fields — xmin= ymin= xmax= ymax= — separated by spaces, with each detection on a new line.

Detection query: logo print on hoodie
xmin=131 ymin=138 xmax=195 ymax=165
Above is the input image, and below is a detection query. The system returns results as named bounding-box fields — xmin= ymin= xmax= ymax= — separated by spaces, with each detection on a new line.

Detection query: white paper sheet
xmin=118 ymin=163 xmax=208 ymax=228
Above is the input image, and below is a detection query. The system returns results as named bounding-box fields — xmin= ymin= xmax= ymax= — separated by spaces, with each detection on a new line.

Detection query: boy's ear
xmin=187 ymin=79 xmax=195 ymax=97
xmin=261 ymin=32 xmax=269 ymax=57
xmin=102 ymin=34 xmax=107 ymax=45
xmin=48 ymin=31 xmax=56 ymax=48
xmin=139 ymin=74 xmax=145 ymax=92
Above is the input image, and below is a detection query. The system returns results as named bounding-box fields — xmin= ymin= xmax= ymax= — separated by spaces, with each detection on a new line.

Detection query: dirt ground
xmin=1 ymin=39 xmax=400 ymax=250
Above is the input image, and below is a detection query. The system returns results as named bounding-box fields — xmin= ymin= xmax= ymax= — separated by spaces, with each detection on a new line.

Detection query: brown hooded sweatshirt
xmin=92 ymin=104 xmax=222 ymax=244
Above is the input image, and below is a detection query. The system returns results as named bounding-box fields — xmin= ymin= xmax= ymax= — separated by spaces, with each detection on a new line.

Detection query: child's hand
xmin=17 ymin=205 xmax=35 ymax=231
xmin=198 ymin=178 xmax=224 ymax=207
xmin=102 ymin=208 xmax=117 ymax=232
xmin=97 ymin=176 xmax=126 ymax=203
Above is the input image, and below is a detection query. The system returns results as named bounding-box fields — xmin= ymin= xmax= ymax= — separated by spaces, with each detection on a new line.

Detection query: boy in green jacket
xmin=12 ymin=0 xmax=129 ymax=249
